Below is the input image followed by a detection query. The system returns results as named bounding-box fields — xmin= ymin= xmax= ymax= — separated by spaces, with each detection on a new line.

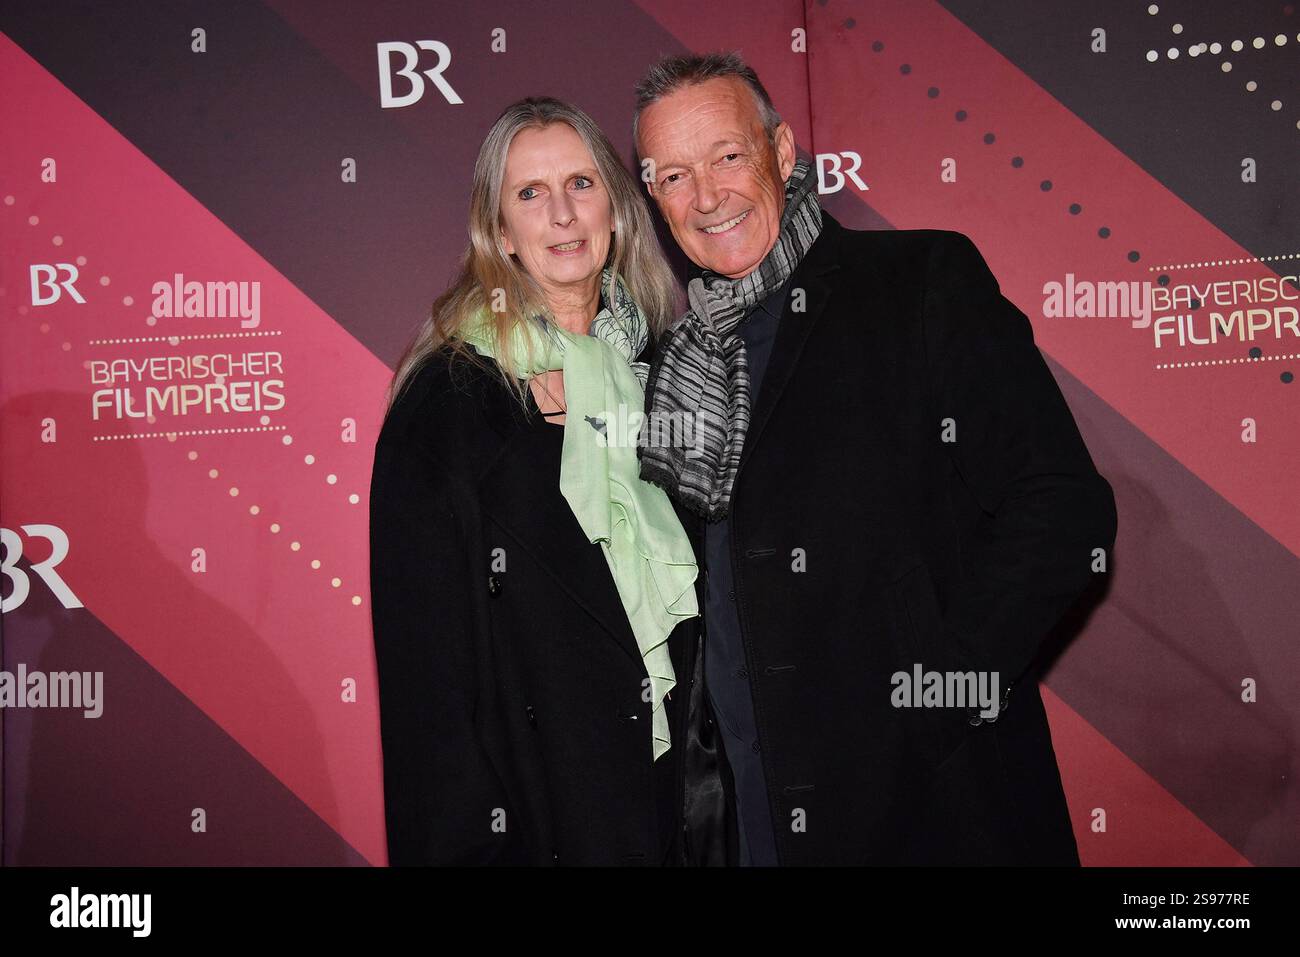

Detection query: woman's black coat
xmin=368 ymin=346 xmax=710 ymax=866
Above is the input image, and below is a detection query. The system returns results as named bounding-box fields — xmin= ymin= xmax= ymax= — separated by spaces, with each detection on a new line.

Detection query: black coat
xmin=368 ymin=347 xmax=700 ymax=866
xmin=668 ymin=211 xmax=1118 ymax=865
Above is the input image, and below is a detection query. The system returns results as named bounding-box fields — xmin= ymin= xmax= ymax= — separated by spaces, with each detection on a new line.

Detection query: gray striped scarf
xmin=638 ymin=157 xmax=822 ymax=521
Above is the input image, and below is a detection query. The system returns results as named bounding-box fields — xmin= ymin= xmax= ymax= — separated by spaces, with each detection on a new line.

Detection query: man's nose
xmin=692 ymin=169 xmax=726 ymax=215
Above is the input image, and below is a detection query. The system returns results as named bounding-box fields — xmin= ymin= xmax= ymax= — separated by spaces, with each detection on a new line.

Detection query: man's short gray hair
xmin=631 ymin=50 xmax=782 ymax=162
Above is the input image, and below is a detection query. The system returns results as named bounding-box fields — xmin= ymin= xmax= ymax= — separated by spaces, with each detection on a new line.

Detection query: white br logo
xmin=377 ymin=41 xmax=464 ymax=108
xmin=29 ymin=264 xmax=87 ymax=306
xmin=815 ymin=152 xmax=870 ymax=194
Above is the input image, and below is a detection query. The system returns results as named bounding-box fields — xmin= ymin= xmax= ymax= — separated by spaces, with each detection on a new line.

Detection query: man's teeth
xmin=551 ymin=240 xmax=584 ymax=251
xmin=702 ymin=209 xmax=750 ymax=234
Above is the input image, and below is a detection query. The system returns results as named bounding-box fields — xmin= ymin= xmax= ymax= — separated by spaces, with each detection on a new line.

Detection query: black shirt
xmin=702 ymin=274 xmax=792 ymax=866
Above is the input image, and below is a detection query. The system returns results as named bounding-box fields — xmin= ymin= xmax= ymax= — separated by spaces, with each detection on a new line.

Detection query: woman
xmin=369 ymin=97 xmax=712 ymax=865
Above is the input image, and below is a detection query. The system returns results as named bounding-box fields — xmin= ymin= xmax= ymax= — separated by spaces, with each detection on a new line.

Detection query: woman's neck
xmin=544 ymin=278 xmax=601 ymax=335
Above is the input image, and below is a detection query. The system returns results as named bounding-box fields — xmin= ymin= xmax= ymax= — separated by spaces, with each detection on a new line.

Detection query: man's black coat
xmin=663 ymin=210 xmax=1117 ymax=865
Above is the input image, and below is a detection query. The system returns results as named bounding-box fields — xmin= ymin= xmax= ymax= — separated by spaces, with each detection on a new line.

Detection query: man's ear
xmin=774 ymin=121 xmax=796 ymax=180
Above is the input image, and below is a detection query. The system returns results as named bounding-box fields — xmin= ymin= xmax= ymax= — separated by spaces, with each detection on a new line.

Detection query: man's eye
xmin=721 ymin=153 xmax=740 ymax=163
xmin=661 ymin=173 xmax=680 ymax=187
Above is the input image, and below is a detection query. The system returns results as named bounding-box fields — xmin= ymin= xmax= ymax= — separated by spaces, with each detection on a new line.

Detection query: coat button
xmin=751 ymin=740 xmax=761 ymax=753
xmin=487 ymin=574 xmax=503 ymax=596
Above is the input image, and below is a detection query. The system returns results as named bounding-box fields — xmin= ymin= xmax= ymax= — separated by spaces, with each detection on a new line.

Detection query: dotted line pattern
xmin=865 ymin=34 xmax=1140 ymax=260
xmin=1148 ymin=252 xmax=1300 ymax=271
xmin=94 ymin=425 xmax=288 ymax=440
xmin=1156 ymin=352 xmax=1300 ymax=369
xmin=90 ymin=331 xmax=284 ymax=345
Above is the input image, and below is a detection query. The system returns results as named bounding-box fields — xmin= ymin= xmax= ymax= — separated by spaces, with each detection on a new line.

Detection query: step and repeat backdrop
xmin=1 ymin=1 xmax=1295 ymax=865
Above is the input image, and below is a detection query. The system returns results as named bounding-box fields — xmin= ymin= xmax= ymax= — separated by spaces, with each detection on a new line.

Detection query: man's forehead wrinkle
xmin=647 ymin=102 xmax=749 ymax=169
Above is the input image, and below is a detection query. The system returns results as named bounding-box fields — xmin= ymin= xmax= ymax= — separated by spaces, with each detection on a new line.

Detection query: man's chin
xmin=689 ymin=250 xmax=762 ymax=280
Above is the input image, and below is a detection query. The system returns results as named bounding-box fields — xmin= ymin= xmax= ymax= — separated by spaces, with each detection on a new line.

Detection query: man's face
xmin=638 ymin=76 xmax=795 ymax=280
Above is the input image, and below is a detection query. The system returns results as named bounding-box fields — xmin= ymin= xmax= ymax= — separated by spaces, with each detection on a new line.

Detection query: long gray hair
xmin=384 ymin=97 xmax=682 ymax=416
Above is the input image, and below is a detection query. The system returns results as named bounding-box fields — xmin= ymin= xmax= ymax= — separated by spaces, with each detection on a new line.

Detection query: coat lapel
xmin=475 ymin=347 xmax=653 ymax=666
xmin=736 ymin=210 xmax=845 ymax=483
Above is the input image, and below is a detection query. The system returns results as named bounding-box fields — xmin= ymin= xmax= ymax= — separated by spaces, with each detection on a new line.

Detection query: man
xmin=632 ymin=52 xmax=1117 ymax=866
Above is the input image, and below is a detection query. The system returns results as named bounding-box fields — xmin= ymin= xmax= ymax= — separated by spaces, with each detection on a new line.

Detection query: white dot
xmin=61 ymin=341 xmax=71 ymax=351
xmin=351 ymin=596 xmax=362 ymax=606
xmin=187 ymin=450 xmax=198 ymax=460
xmin=1275 ymin=34 xmax=1287 ymax=46
xmin=52 ymin=235 xmax=63 ymax=245
xmin=1221 ymin=61 xmax=1232 ymax=72
xmin=1252 ymin=37 xmax=1265 ymax=49
xmin=1232 ymin=40 xmax=1244 ymax=51
xmin=1147 ymin=3 xmax=1158 ymax=14
xmin=348 ymin=493 xmax=360 ymax=504
xmin=326 ymin=474 xmax=338 ymax=485
xmin=27 ymin=215 xmax=38 ymax=225
xmin=259 ymin=415 xmax=270 ymax=425
xmin=3 ymin=195 xmax=13 ymax=204
xmin=1210 ymin=42 xmax=1221 ymax=54
xmin=1272 ymin=100 xmax=1282 ymax=110
xmin=146 ymin=315 xmax=157 ymax=326
xmin=1146 ymin=49 xmax=1159 ymax=62
xmin=291 ymin=541 xmax=301 ymax=551
xmin=208 ymin=468 xmax=219 ymax=478
xmin=331 ymin=577 xmax=341 ymax=588
xmin=311 ymin=559 xmax=321 ymax=569
xmin=229 ymin=487 xmax=239 ymax=497
xmin=304 ymin=454 xmax=315 ymax=465
xmin=249 ymin=504 xmax=260 ymax=515
xmin=1189 ymin=45 xmax=1200 ymax=57
xmin=270 ymin=523 xmax=281 ymax=533
xmin=1247 ymin=80 xmax=1257 ymax=91
xmin=122 ymin=295 xmax=133 ymax=306
xmin=1172 ymin=23 xmax=1183 ymax=34
xmin=76 ymin=255 xmax=86 ymax=265
xmin=1167 ymin=47 xmax=1179 ymax=58
xmin=99 ymin=275 xmax=110 ymax=286
xmin=281 ymin=434 xmax=293 ymax=446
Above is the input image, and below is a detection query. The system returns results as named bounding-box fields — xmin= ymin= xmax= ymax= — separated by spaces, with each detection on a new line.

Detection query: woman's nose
xmin=552 ymin=192 xmax=577 ymax=227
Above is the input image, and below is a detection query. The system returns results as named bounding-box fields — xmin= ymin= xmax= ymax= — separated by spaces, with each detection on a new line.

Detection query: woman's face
xmin=499 ymin=123 xmax=613 ymax=303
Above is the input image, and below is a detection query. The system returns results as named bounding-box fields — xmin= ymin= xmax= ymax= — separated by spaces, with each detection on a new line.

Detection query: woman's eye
xmin=573 ymin=176 xmax=593 ymax=189
xmin=519 ymin=187 xmax=537 ymax=201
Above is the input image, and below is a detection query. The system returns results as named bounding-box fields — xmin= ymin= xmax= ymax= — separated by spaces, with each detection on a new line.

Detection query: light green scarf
xmin=462 ymin=267 xmax=699 ymax=761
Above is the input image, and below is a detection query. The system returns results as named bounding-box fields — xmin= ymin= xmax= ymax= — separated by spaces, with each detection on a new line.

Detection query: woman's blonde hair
xmin=384 ymin=96 xmax=682 ymax=417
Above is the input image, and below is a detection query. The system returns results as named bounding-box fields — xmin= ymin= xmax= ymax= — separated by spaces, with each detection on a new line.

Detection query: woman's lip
xmin=548 ymin=239 xmax=586 ymax=254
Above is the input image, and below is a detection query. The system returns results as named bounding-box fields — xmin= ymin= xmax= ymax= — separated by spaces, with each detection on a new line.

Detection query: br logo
xmin=377 ymin=41 xmax=464 ymax=108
